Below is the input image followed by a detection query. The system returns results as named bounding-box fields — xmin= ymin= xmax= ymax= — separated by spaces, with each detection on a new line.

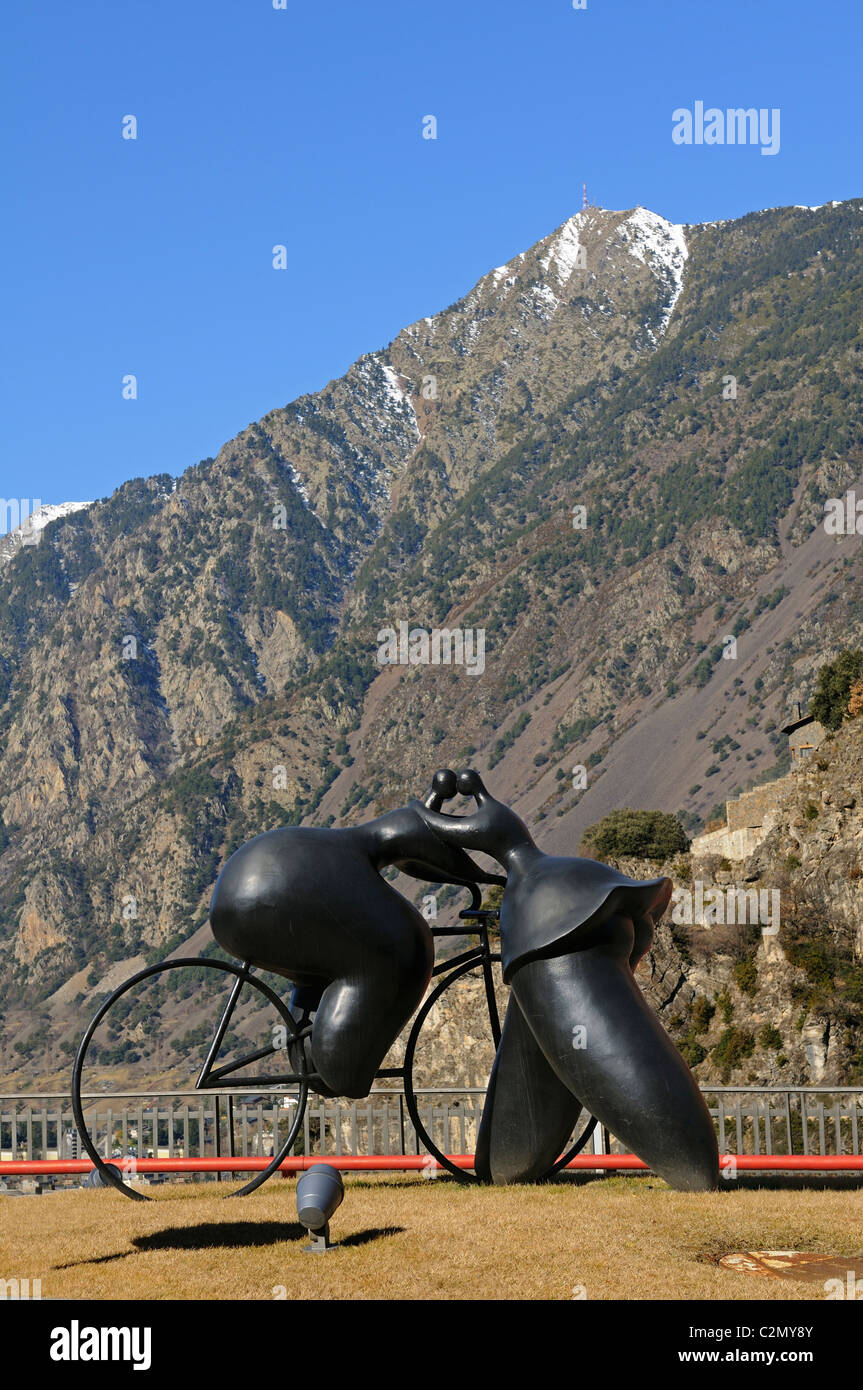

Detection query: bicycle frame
xmin=72 ymin=888 xmax=596 ymax=1197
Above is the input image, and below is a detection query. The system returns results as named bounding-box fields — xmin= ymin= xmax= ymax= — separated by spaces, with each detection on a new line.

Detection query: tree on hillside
xmin=810 ymin=649 xmax=863 ymax=731
xmin=481 ymin=884 xmax=504 ymax=913
xmin=848 ymin=678 xmax=863 ymax=720
xmin=579 ymin=808 xmax=690 ymax=862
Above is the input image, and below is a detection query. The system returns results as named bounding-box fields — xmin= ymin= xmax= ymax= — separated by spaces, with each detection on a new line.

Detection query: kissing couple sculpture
xmin=210 ymin=768 xmax=719 ymax=1191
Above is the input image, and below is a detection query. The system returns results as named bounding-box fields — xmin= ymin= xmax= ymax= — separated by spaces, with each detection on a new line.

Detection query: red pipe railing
xmin=3 ymin=1153 xmax=863 ymax=1176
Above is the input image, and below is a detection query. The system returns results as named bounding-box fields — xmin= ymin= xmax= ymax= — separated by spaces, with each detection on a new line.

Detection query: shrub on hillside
xmin=579 ymin=808 xmax=690 ymax=861
xmin=712 ymin=1027 xmax=755 ymax=1082
xmin=810 ymin=648 xmax=863 ymax=730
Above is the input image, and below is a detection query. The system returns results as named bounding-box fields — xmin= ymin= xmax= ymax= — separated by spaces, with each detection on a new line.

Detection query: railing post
xmin=214 ymin=1094 xmax=221 ymax=1181
xmin=592 ymin=1121 xmax=606 ymax=1176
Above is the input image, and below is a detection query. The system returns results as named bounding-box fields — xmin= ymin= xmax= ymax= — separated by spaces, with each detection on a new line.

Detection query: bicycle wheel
xmin=403 ymin=951 xmax=503 ymax=1183
xmin=71 ymin=957 xmax=309 ymax=1201
xmin=404 ymin=951 xmax=597 ymax=1182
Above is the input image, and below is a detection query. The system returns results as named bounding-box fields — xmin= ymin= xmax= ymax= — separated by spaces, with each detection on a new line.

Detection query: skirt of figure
xmin=485 ymin=916 xmax=719 ymax=1191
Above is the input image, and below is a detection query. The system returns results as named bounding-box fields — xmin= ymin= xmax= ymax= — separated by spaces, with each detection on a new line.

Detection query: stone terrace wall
xmin=692 ymin=774 xmax=796 ymax=861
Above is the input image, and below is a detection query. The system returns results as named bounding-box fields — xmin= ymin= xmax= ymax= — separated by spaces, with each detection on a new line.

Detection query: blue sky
xmin=2 ymin=0 xmax=860 ymax=521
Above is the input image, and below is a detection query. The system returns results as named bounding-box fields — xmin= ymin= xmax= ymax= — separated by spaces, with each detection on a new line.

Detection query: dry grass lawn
xmin=2 ymin=1175 xmax=862 ymax=1301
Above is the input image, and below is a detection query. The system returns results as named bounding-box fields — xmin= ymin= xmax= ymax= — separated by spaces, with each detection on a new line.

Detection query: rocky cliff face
xmin=633 ymin=717 xmax=863 ymax=1089
xmin=1 ymin=198 xmax=862 ymax=1089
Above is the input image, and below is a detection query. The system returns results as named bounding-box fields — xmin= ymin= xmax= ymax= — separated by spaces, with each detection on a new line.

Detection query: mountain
xmin=1 ymin=198 xmax=862 ymax=1086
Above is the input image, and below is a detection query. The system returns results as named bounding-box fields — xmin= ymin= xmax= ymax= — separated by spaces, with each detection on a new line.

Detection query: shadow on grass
xmin=339 ymin=1226 xmax=404 ymax=1247
xmin=730 ymin=1174 xmax=863 ymax=1192
xmin=55 ymin=1250 xmax=131 ymax=1269
xmin=55 ymin=1220 xmax=404 ymax=1269
xmin=550 ymin=1172 xmax=863 ymax=1193
xmin=133 ymin=1220 xmax=309 ymax=1251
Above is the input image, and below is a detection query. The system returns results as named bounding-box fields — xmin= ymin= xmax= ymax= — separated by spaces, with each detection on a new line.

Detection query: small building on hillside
xmin=781 ymin=702 xmax=826 ymax=765
xmin=690 ymin=701 xmax=825 ymax=861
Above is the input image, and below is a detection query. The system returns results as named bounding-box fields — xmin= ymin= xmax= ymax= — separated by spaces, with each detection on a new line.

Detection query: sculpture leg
xmin=475 ymin=991 xmax=583 ymax=1184
xmin=510 ymin=926 xmax=719 ymax=1192
xmin=311 ymin=964 xmax=429 ymax=1099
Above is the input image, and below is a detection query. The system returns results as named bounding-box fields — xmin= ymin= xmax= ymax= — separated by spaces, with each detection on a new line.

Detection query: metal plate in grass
xmin=719 ymin=1251 xmax=863 ymax=1284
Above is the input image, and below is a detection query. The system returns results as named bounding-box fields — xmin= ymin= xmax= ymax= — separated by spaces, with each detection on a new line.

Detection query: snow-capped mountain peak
xmin=617 ymin=206 xmax=689 ymax=335
xmin=0 ymin=500 xmax=94 ymax=568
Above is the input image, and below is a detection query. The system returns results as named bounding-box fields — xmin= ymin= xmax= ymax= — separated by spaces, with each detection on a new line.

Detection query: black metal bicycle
xmin=72 ymin=886 xmax=597 ymax=1201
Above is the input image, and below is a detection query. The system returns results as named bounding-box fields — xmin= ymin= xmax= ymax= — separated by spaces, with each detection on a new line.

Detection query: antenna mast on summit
xmin=582 ymin=181 xmax=588 ymax=212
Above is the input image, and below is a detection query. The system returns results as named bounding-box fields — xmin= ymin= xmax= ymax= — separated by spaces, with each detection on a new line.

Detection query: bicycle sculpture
xmin=72 ymin=768 xmax=718 ymax=1200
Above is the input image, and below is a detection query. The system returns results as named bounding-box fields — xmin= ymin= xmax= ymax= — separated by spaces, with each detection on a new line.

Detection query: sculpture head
xmin=410 ymin=768 xmax=538 ymax=871
xmin=423 ymin=768 xmax=458 ymax=810
xmin=372 ymin=773 xmax=506 ymax=888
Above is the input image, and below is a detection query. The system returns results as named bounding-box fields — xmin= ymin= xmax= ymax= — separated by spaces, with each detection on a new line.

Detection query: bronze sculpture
xmin=74 ymin=767 xmax=718 ymax=1196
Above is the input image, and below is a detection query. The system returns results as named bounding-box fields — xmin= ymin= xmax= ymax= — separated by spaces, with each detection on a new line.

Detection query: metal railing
xmin=2 ymin=1087 xmax=862 ymax=1170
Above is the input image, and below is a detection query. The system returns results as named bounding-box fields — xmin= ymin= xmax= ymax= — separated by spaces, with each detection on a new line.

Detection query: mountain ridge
xmin=1 ymin=197 xmax=862 ymax=1094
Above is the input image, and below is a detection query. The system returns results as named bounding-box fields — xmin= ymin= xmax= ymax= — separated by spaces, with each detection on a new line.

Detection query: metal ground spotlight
xmin=296 ymin=1163 xmax=343 ymax=1253
xmin=83 ymin=1163 xmax=123 ymax=1188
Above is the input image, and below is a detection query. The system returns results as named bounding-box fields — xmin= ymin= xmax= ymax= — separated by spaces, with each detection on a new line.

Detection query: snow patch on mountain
xmin=354 ymin=356 xmax=419 ymax=434
xmin=539 ymin=214 xmax=586 ymax=286
xmin=12 ymin=500 xmax=93 ymax=535
xmin=530 ymin=282 xmax=559 ymax=321
xmin=341 ymin=356 xmax=422 ymax=507
xmin=618 ymin=207 xmax=689 ymax=337
xmin=380 ymin=363 xmax=409 ymax=409
xmin=0 ymin=500 xmax=94 ymax=568
xmin=277 ymin=455 xmax=312 ymax=512
xmin=491 ymin=264 xmax=517 ymax=291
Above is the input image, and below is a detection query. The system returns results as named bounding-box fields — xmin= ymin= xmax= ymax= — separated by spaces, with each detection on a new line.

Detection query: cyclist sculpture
xmin=209 ymin=770 xmax=504 ymax=1099
xmin=74 ymin=767 xmax=718 ymax=1197
xmin=210 ymin=767 xmax=718 ymax=1192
